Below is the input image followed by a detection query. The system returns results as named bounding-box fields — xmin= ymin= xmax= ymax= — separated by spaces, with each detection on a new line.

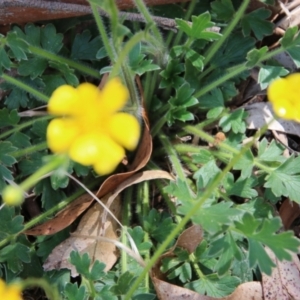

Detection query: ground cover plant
xmin=1 ymin=0 xmax=300 ymax=299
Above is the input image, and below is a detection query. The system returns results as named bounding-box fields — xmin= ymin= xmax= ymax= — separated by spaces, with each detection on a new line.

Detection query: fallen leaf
xmin=0 ymin=0 xmax=191 ymax=25
xmin=245 ymin=102 xmax=300 ymax=137
xmin=43 ymin=194 xmax=121 ymax=277
xmin=279 ymin=199 xmax=300 ymax=230
xmin=152 ymin=278 xmax=263 ymax=300
xmin=262 ymin=247 xmax=300 ymax=300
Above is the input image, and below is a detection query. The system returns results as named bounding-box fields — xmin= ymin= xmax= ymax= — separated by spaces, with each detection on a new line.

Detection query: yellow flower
xmin=47 ymin=78 xmax=140 ymax=175
xmin=267 ymin=73 xmax=300 ymax=122
xmin=0 ymin=279 xmax=23 ymax=300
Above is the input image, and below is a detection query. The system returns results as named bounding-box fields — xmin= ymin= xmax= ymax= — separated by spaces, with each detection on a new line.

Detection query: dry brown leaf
xmin=152 ymin=278 xmax=263 ymax=300
xmin=43 ymin=194 xmax=121 ymax=277
xmin=279 ymin=199 xmax=300 ymax=230
xmin=0 ymin=0 xmax=191 ymax=25
xmin=262 ymin=247 xmax=300 ymax=300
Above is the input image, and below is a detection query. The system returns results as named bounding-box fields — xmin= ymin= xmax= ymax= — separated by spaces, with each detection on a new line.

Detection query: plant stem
xmin=90 ymin=2 xmax=115 ymax=62
xmin=28 ymin=45 xmax=100 ymax=79
xmin=203 ymin=0 xmax=250 ymax=67
xmin=1 ymin=74 xmax=48 ymax=102
xmin=134 ymin=0 xmax=163 ymax=46
xmin=10 ymin=142 xmax=47 ymax=158
xmin=158 ymin=133 xmax=186 ymax=182
xmin=124 ymin=124 xmax=267 ymax=300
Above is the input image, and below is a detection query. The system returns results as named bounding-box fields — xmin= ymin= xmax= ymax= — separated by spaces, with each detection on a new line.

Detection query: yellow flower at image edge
xmin=47 ymin=78 xmax=140 ymax=175
xmin=0 ymin=279 xmax=23 ymax=300
xmin=267 ymin=73 xmax=300 ymax=122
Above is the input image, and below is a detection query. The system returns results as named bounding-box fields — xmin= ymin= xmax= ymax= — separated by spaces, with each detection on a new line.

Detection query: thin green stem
xmin=0 ymin=115 xmax=51 ymax=140
xmin=10 ymin=142 xmax=47 ymax=158
xmin=134 ymin=0 xmax=163 ymax=46
xmin=110 ymin=31 xmax=147 ymax=79
xmin=158 ymin=133 xmax=186 ymax=182
xmin=28 ymin=45 xmax=100 ymax=79
xmin=1 ymin=74 xmax=48 ymax=102
xmin=90 ymin=2 xmax=115 ymax=62
xmin=20 ymin=155 xmax=67 ymax=191
xmin=195 ymin=46 xmax=285 ymax=99
xmin=203 ymin=0 xmax=250 ymax=67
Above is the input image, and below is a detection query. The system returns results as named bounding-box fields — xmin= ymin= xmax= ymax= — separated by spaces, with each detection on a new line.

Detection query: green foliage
xmin=0 ymin=2 xmax=299 ymax=299
xmin=241 ymin=8 xmax=274 ymax=40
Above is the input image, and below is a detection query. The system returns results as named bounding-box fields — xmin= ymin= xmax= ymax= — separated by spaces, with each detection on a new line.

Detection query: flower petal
xmin=98 ymin=78 xmax=129 ymax=114
xmin=108 ymin=113 xmax=141 ymax=150
xmin=47 ymin=118 xmax=81 ymax=153
xmin=48 ymin=85 xmax=81 ymax=115
xmin=68 ymin=133 xmax=125 ymax=174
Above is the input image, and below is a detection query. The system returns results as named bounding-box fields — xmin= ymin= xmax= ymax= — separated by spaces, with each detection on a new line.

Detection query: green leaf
xmin=257 ymin=138 xmax=285 ymax=163
xmin=6 ymin=32 xmax=28 ymax=60
xmin=226 ymin=175 xmax=258 ymax=199
xmin=199 ymin=88 xmax=224 ymax=110
xmin=18 ymin=57 xmax=48 ymax=79
xmin=280 ymin=26 xmax=299 ymax=48
xmin=65 ymin=283 xmax=86 ymax=300
xmin=34 ymin=178 xmax=66 ymax=210
xmin=246 ymin=46 xmax=268 ymax=68
xmin=185 ymin=274 xmax=240 ymax=297
xmin=241 ymin=8 xmax=274 ymax=40
xmin=194 ymin=160 xmax=221 ymax=188
xmin=0 ymin=242 xmax=31 ymax=273
xmin=0 ymin=207 xmax=24 ymax=240
xmin=176 ymin=12 xmax=221 ymax=41
xmin=219 ymin=109 xmax=247 ymax=133
xmin=164 ymin=179 xmax=194 ymax=203
xmin=143 ymin=209 xmax=177 ymax=244
xmin=111 ymin=271 xmax=136 ymax=295
xmin=7 ymin=132 xmax=31 ymax=149
xmin=0 ymin=141 xmax=17 ymax=166
xmin=18 ymin=152 xmax=44 ymax=177
xmin=4 ymin=88 xmax=29 ymax=110
xmin=71 ymin=30 xmax=102 ymax=60
xmin=179 ymin=202 xmax=241 ymax=234
xmin=264 ymin=156 xmax=300 ymax=203
xmin=211 ymin=34 xmax=255 ymax=68
xmin=0 ymin=47 xmax=11 ymax=70
xmin=233 ymin=149 xmax=254 ymax=179
xmin=258 ymin=65 xmax=289 ymax=89
xmin=49 ymin=61 xmax=79 ymax=86
xmin=209 ymin=233 xmax=242 ymax=275
xmin=286 ymin=46 xmax=300 ymax=68
xmin=40 ymin=24 xmax=63 ymax=53
xmin=192 ymin=149 xmax=214 ymax=164
xmin=0 ymin=108 xmax=20 ymax=127
xmin=235 ymin=213 xmax=300 ymax=274
xmin=69 ymin=251 xmax=106 ymax=281
xmin=211 ymin=0 xmax=235 ymax=21
xmin=127 ymin=227 xmax=152 ymax=255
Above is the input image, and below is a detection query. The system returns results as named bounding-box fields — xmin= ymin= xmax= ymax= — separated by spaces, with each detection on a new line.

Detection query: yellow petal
xmin=76 ymin=82 xmax=100 ymax=108
xmin=48 ymin=85 xmax=81 ymax=115
xmin=98 ymin=78 xmax=129 ymax=114
xmin=108 ymin=113 xmax=141 ymax=150
xmin=47 ymin=118 xmax=81 ymax=153
xmin=267 ymin=78 xmax=288 ymax=105
xmin=68 ymin=133 xmax=125 ymax=172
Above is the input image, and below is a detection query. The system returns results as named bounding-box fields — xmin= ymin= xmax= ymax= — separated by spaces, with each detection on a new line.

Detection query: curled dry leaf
xmin=25 ymin=77 xmax=152 ymax=236
xmin=262 ymin=247 xmax=300 ymax=300
xmin=43 ymin=194 xmax=121 ymax=277
xmin=43 ymin=170 xmax=174 ymax=276
xmin=152 ymin=278 xmax=263 ymax=300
